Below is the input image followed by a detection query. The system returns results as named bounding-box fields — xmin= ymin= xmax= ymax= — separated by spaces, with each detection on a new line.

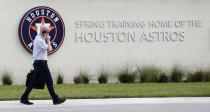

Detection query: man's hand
xmin=44 ymin=34 xmax=50 ymax=41
xmin=46 ymin=36 xmax=50 ymax=41
xmin=44 ymin=35 xmax=52 ymax=52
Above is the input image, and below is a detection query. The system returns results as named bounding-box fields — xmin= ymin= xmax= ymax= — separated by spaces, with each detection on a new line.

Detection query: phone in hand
xmin=42 ymin=31 xmax=50 ymax=39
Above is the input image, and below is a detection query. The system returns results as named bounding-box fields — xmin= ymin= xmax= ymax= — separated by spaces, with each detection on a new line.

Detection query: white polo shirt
xmin=33 ymin=35 xmax=48 ymax=60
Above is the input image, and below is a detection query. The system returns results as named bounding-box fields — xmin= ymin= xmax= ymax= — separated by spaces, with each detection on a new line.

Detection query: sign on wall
xmin=18 ymin=6 xmax=65 ymax=55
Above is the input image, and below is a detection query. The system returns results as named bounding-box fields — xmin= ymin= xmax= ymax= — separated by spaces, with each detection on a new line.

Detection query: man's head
xmin=40 ymin=25 xmax=50 ymax=37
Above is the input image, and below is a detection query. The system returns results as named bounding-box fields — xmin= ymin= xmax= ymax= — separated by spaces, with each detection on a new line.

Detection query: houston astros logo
xmin=18 ymin=6 xmax=65 ymax=55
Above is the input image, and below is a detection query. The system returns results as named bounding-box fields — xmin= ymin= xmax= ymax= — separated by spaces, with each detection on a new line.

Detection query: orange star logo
xmin=30 ymin=17 xmax=55 ymax=33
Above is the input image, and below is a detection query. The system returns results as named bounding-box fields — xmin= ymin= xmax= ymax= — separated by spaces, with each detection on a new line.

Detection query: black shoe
xmin=20 ymin=100 xmax=33 ymax=105
xmin=53 ymin=99 xmax=66 ymax=105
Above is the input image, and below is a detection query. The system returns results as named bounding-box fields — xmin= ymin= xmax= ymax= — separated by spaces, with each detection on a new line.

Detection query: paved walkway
xmin=0 ymin=97 xmax=210 ymax=112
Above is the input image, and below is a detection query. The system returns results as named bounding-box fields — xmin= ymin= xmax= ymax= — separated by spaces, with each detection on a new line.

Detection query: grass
xmin=0 ymin=82 xmax=210 ymax=101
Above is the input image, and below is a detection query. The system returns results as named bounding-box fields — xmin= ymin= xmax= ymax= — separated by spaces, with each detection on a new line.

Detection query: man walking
xmin=20 ymin=25 xmax=65 ymax=105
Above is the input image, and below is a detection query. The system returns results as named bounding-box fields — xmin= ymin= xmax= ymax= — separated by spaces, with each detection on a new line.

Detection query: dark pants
xmin=21 ymin=60 xmax=59 ymax=102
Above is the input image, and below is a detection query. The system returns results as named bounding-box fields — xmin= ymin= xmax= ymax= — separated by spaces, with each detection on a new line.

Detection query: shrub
xmin=56 ymin=71 xmax=64 ymax=84
xmin=81 ymin=75 xmax=90 ymax=84
xmin=79 ymin=70 xmax=91 ymax=84
xmin=187 ymin=70 xmax=204 ymax=82
xmin=117 ymin=65 xmax=137 ymax=83
xmin=203 ymin=71 xmax=210 ymax=82
xmin=170 ymin=64 xmax=185 ymax=82
xmin=187 ymin=69 xmax=210 ymax=82
xmin=98 ymin=69 xmax=109 ymax=84
xmin=137 ymin=65 xmax=162 ymax=83
xmin=158 ymin=73 xmax=168 ymax=83
xmin=73 ymin=76 xmax=83 ymax=84
xmin=193 ymin=70 xmax=204 ymax=82
xmin=1 ymin=71 xmax=13 ymax=85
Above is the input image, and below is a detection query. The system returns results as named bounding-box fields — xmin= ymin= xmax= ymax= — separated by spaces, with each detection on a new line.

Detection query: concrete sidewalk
xmin=0 ymin=97 xmax=210 ymax=112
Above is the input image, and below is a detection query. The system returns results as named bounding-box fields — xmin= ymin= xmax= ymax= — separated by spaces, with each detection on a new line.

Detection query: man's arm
xmin=46 ymin=37 xmax=52 ymax=52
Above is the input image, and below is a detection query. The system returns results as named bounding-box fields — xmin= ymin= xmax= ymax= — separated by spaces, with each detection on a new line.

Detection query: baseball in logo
xmin=18 ymin=6 xmax=65 ymax=55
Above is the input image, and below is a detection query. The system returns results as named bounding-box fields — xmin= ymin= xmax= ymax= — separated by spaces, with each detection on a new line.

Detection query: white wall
xmin=0 ymin=0 xmax=210 ymax=84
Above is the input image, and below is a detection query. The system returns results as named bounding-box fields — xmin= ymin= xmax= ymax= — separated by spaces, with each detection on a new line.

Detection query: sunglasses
xmin=42 ymin=31 xmax=49 ymax=34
